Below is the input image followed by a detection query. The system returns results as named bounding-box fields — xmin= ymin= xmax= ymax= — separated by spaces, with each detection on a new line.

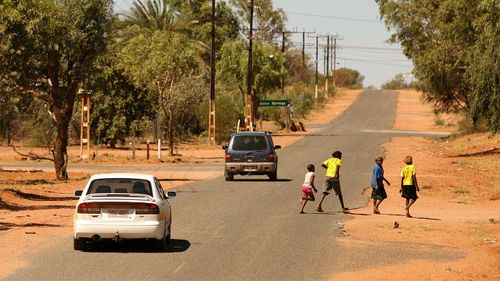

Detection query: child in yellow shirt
xmin=400 ymin=155 xmax=420 ymax=217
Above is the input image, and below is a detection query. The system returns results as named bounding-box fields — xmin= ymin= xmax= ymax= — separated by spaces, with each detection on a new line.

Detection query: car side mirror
xmin=74 ymin=190 xmax=83 ymax=197
xmin=167 ymin=191 xmax=176 ymax=198
xmin=221 ymin=145 xmax=228 ymax=149
xmin=274 ymin=145 xmax=281 ymax=150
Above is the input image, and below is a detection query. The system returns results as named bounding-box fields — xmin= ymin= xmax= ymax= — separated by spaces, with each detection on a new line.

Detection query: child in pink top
xmin=300 ymin=164 xmax=318 ymax=214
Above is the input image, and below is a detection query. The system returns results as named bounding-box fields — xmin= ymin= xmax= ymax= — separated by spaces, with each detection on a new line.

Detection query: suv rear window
xmin=232 ymin=135 xmax=268 ymax=151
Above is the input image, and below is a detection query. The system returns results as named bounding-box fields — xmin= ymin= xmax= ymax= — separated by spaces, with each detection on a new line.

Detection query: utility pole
xmin=208 ymin=0 xmax=216 ymax=144
xmin=246 ymin=0 xmax=254 ymax=131
xmin=315 ymin=35 xmax=319 ymax=102
xmin=302 ymin=30 xmax=315 ymax=67
xmin=281 ymin=31 xmax=286 ymax=95
xmin=333 ymin=36 xmax=337 ymax=94
xmin=79 ymin=88 xmax=91 ymax=160
xmin=302 ymin=31 xmax=305 ymax=66
xmin=325 ymin=35 xmax=330 ymax=98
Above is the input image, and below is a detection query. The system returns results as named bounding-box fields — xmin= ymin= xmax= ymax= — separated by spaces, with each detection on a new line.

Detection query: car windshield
xmin=232 ymin=135 xmax=268 ymax=151
xmin=87 ymin=179 xmax=152 ymax=196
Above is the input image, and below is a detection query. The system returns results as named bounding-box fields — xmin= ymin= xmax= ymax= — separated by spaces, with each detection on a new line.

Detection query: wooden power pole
xmin=208 ymin=0 xmax=216 ymax=144
xmin=79 ymin=89 xmax=91 ymax=160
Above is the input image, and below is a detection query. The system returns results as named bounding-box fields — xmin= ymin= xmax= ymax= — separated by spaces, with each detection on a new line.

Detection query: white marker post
xmin=157 ymin=139 xmax=161 ymax=161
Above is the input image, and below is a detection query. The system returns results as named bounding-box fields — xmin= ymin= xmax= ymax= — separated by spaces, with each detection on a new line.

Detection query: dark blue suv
xmin=222 ymin=132 xmax=281 ymax=181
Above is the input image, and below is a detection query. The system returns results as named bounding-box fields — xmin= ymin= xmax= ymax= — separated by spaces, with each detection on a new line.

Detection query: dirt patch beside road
xmin=331 ymin=90 xmax=500 ymax=281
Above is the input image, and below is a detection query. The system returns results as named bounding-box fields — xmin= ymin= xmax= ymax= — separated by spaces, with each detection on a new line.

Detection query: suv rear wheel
xmin=268 ymin=171 xmax=277 ymax=181
xmin=225 ymin=171 xmax=234 ymax=181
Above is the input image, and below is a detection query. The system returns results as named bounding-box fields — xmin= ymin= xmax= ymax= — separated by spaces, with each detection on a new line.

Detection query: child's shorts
xmin=301 ymin=185 xmax=315 ymax=200
xmin=323 ymin=177 xmax=342 ymax=196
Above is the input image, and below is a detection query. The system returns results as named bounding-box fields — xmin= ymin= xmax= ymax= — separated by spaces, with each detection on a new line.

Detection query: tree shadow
xmin=84 ymin=238 xmax=191 ymax=253
xmin=5 ymin=188 xmax=76 ymax=201
xmin=0 ymin=198 xmax=74 ymax=211
xmin=0 ymin=222 xmax=63 ymax=232
xmin=348 ymin=211 xmax=441 ymax=221
xmin=0 ymin=179 xmax=54 ymax=185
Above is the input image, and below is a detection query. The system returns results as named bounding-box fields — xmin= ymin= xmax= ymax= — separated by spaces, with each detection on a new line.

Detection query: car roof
xmin=232 ymin=131 xmax=269 ymax=136
xmin=89 ymin=173 xmax=156 ymax=181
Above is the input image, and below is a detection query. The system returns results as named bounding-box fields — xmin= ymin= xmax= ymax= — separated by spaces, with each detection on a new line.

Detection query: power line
xmin=338 ymin=44 xmax=402 ymax=52
xmin=339 ymin=51 xmax=410 ymax=62
xmin=337 ymin=56 xmax=413 ymax=67
xmin=286 ymin=11 xmax=380 ymax=23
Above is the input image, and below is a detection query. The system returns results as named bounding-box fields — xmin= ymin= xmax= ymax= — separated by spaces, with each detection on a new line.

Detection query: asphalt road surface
xmin=6 ymin=90 xmax=460 ymax=281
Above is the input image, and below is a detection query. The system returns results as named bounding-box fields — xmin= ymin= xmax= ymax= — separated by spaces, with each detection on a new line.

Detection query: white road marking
xmin=173 ymin=262 xmax=187 ymax=274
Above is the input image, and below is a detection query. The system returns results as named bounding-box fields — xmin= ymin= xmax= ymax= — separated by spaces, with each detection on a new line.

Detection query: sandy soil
xmin=331 ymin=90 xmax=500 ymax=281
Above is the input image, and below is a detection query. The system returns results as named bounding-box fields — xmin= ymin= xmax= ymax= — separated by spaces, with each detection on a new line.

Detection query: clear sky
xmin=114 ymin=0 xmax=414 ymax=88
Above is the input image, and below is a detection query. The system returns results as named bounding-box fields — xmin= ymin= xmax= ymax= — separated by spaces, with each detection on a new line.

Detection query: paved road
xmin=6 ymin=90 xmax=460 ymax=281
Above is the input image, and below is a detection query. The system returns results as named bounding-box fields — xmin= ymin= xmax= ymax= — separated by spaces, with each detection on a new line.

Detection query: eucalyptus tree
xmin=0 ymin=0 xmax=114 ymax=179
xmin=217 ymin=39 xmax=286 ymax=105
xmin=376 ymin=0 xmax=499 ymax=132
xmin=117 ymin=31 xmax=202 ymax=156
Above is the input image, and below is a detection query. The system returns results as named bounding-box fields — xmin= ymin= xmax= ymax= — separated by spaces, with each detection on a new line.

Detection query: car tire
xmin=224 ymin=171 xmax=234 ymax=181
xmin=268 ymin=171 xmax=277 ymax=181
xmin=155 ymin=222 xmax=171 ymax=252
xmin=154 ymin=236 xmax=168 ymax=252
xmin=73 ymin=238 xmax=85 ymax=251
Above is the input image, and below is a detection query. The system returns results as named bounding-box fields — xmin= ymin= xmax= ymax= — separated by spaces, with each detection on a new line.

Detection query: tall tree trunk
xmin=51 ymin=85 xmax=77 ymax=180
xmin=53 ymin=109 xmax=70 ymax=180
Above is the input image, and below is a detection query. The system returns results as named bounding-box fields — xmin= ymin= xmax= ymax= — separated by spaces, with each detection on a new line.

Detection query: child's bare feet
xmin=315 ymin=206 xmax=324 ymax=212
xmin=405 ymin=207 xmax=411 ymax=217
xmin=300 ymin=211 xmax=305 ymax=214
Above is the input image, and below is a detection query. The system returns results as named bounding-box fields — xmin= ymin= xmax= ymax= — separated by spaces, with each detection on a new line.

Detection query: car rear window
xmin=87 ymin=179 xmax=152 ymax=196
xmin=232 ymin=135 xmax=268 ymax=151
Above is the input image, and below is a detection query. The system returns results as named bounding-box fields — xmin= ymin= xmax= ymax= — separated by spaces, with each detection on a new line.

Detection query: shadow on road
xmin=83 ymin=238 xmax=191 ymax=253
xmin=348 ymin=211 xmax=441 ymax=221
xmin=230 ymin=178 xmax=292 ymax=182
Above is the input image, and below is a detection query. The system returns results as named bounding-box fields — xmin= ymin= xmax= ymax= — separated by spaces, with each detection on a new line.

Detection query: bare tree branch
xmin=10 ymin=144 xmax=55 ymax=162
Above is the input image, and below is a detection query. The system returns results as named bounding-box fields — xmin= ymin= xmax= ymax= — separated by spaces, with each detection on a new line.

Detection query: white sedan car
xmin=73 ymin=173 xmax=175 ymax=251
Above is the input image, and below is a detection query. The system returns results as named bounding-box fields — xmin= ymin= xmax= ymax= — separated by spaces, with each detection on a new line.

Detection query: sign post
xmin=258 ymin=100 xmax=292 ymax=130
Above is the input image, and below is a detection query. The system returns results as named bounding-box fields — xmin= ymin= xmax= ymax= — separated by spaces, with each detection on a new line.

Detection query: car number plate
xmin=105 ymin=209 xmax=133 ymax=217
xmin=244 ymin=166 xmax=257 ymax=171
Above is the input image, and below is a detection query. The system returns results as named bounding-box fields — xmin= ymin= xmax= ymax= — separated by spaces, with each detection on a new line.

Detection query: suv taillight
xmin=268 ymin=152 xmax=276 ymax=161
xmin=225 ymin=152 xmax=231 ymax=161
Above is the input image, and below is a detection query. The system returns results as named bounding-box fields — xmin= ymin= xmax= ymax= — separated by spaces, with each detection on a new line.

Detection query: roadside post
xmin=157 ymin=139 xmax=161 ymax=161
xmin=146 ymin=140 xmax=150 ymax=160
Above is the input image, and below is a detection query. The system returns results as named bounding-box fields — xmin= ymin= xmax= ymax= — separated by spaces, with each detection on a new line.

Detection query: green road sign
xmin=258 ymin=100 xmax=290 ymax=107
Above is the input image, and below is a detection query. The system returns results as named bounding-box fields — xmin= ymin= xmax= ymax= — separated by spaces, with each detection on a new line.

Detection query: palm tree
xmin=121 ymin=0 xmax=190 ymax=32
xmin=115 ymin=0 xmax=201 ymax=45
